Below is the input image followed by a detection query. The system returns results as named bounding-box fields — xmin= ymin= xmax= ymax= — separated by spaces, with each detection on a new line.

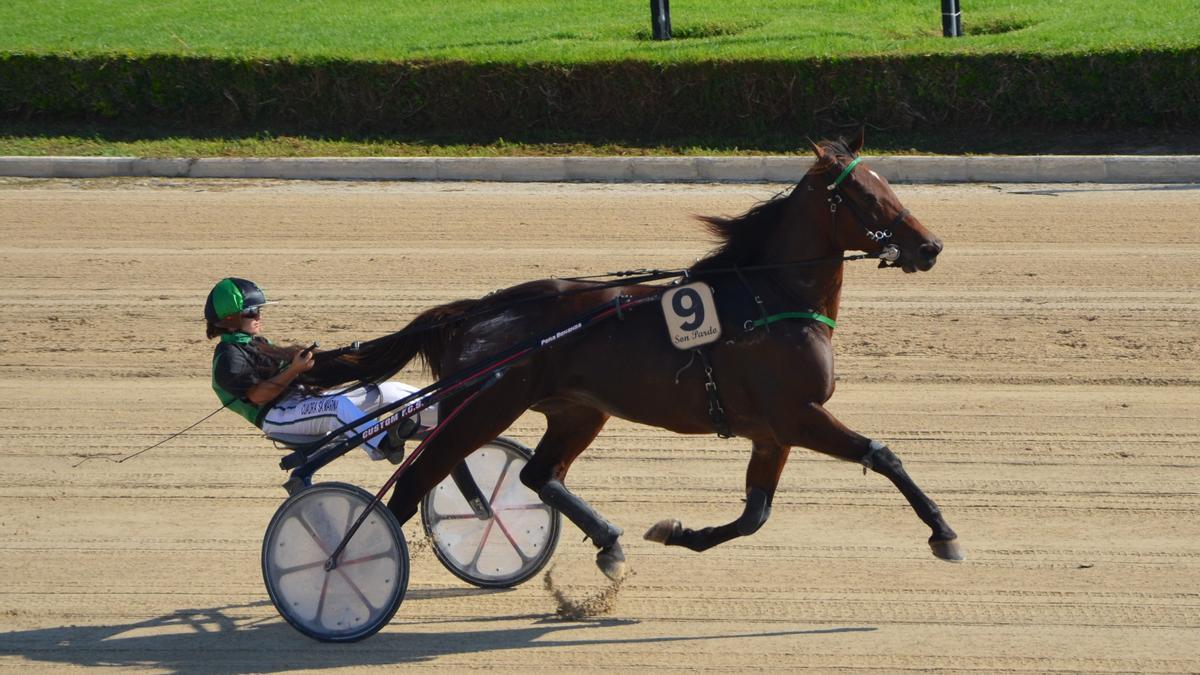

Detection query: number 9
xmin=672 ymin=288 xmax=705 ymax=331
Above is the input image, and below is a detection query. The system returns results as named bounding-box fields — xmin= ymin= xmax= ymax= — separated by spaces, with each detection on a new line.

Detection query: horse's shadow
xmin=0 ymin=598 xmax=876 ymax=673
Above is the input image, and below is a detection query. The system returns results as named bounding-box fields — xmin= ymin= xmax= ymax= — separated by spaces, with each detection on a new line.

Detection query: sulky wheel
xmin=421 ymin=437 xmax=560 ymax=588
xmin=262 ymin=482 xmax=408 ymax=642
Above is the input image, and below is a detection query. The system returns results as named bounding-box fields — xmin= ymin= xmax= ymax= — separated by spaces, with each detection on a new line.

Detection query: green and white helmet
xmin=204 ymin=277 xmax=272 ymax=323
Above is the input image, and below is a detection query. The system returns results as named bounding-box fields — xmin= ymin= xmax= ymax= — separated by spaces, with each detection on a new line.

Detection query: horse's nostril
xmin=919 ymin=242 xmax=941 ymax=259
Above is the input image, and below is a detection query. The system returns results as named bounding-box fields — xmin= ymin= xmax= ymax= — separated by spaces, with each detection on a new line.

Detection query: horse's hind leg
xmin=644 ymin=440 xmax=790 ymax=552
xmin=791 ymin=402 xmax=963 ymax=561
xmin=518 ymin=403 xmax=626 ymax=579
xmin=385 ymin=379 xmax=532 ymax=526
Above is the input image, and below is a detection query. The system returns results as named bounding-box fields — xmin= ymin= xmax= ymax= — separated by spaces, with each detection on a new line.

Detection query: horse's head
xmin=807 ymin=132 xmax=943 ymax=273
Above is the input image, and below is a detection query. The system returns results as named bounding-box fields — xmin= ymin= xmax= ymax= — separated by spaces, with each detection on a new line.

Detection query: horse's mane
xmin=690 ymin=138 xmax=852 ymax=273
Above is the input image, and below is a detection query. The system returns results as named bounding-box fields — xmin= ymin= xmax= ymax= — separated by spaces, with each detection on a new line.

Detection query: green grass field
xmin=3 ymin=1 xmax=1196 ymax=156
xmin=2 ymin=0 xmax=1197 ymax=63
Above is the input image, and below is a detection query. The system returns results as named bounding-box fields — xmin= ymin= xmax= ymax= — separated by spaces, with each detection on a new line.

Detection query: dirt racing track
xmin=0 ymin=178 xmax=1197 ymax=672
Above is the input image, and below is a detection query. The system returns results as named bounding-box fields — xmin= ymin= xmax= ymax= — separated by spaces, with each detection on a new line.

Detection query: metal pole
xmin=651 ymin=0 xmax=671 ymax=40
xmin=941 ymin=0 xmax=962 ymax=37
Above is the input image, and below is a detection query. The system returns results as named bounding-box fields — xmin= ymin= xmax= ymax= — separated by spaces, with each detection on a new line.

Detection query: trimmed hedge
xmin=1 ymin=50 xmax=1198 ymax=139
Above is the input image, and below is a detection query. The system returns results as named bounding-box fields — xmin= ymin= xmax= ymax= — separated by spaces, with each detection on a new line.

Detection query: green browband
xmin=750 ymin=311 xmax=837 ymax=330
xmin=828 ymin=156 xmax=864 ymax=190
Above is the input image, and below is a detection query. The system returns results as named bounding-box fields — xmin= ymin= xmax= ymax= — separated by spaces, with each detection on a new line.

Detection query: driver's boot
xmin=382 ymin=416 xmax=420 ymax=465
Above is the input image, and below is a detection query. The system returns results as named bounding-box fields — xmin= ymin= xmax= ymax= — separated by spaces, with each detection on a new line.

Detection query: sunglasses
xmin=241 ymin=308 xmax=262 ymax=319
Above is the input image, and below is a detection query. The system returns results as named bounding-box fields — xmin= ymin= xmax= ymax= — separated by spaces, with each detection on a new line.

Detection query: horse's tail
xmin=301 ymin=298 xmax=481 ymax=389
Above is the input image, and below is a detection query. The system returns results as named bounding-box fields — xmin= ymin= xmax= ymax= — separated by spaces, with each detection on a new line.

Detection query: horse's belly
xmin=538 ymin=312 xmax=835 ymax=436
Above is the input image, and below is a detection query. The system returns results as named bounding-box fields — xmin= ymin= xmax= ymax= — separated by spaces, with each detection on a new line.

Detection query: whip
xmin=74 ymin=341 xmax=323 ymax=468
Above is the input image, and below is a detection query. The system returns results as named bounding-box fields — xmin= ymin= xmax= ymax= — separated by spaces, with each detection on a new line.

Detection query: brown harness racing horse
xmin=304 ymin=133 xmax=962 ymax=579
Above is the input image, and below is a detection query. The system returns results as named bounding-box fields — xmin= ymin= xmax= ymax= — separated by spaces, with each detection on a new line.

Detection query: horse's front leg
xmin=793 ymin=401 xmax=963 ymax=561
xmin=644 ymin=440 xmax=789 ymax=552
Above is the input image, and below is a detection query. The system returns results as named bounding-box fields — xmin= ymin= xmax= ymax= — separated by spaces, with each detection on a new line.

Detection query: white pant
xmin=261 ymin=382 xmax=437 ymax=460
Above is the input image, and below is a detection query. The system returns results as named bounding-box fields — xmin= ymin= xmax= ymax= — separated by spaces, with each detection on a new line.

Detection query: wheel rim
xmin=424 ymin=441 xmax=557 ymax=584
xmin=264 ymin=484 xmax=406 ymax=640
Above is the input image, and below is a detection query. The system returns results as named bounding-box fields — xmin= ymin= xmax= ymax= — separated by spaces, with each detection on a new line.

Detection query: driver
xmin=204 ymin=277 xmax=433 ymax=463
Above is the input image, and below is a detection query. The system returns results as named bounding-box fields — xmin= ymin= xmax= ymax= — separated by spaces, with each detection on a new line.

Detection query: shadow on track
xmin=0 ymin=601 xmax=876 ymax=673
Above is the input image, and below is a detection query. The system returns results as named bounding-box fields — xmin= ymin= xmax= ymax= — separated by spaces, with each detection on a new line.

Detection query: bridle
xmin=824 ymin=156 xmax=909 ymax=260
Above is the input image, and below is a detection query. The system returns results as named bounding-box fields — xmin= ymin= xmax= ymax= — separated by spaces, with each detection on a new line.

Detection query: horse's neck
xmin=759 ymin=200 xmax=844 ymax=320
xmin=763 ymin=261 xmax=844 ymax=322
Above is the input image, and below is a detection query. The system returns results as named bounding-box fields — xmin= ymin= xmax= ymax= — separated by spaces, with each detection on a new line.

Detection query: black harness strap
xmin=695 ymin=347 xmax=733 ymax=439
xmin=733 ymin=266 xmax=772 ymax=334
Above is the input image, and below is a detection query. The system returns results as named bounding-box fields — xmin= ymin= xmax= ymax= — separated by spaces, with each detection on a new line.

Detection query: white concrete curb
xmin=0 ymin=155 xmax=1197 ymax=183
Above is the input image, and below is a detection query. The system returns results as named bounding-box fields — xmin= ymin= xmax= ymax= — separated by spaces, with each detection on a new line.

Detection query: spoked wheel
xmin=421 ymin=437 xmax=560 ymax=588
xmin=262 ymin=482 xmax=409 ymax=642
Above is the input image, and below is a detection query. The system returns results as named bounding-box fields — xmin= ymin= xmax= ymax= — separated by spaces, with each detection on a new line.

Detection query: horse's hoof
xmin=643 ymin=519 xmax=681 ymax=544
xmin=596 ymin=546 xmax=627 ymax=581
xmin=930 ymin=537 xmax=965 ymax=561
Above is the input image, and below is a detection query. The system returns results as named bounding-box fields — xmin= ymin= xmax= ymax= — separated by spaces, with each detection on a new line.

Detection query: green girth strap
xmin=750 ymin=311 xmax=837 ymax=330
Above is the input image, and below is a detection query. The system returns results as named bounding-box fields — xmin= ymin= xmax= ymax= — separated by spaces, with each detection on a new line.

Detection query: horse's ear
xmin=849 ymin=127 xmax=865 ymax=155
xmin=808 ymin=139 xmax=825 ymax=160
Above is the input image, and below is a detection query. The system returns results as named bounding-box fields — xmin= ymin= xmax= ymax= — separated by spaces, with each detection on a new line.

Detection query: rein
xmin=328 ymin=249 xmax=892 ymax=364
xmin=562 ymin=250 xmax=882 ymax=284
xmin=312 ymin=249 xmax=889 ymax=395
